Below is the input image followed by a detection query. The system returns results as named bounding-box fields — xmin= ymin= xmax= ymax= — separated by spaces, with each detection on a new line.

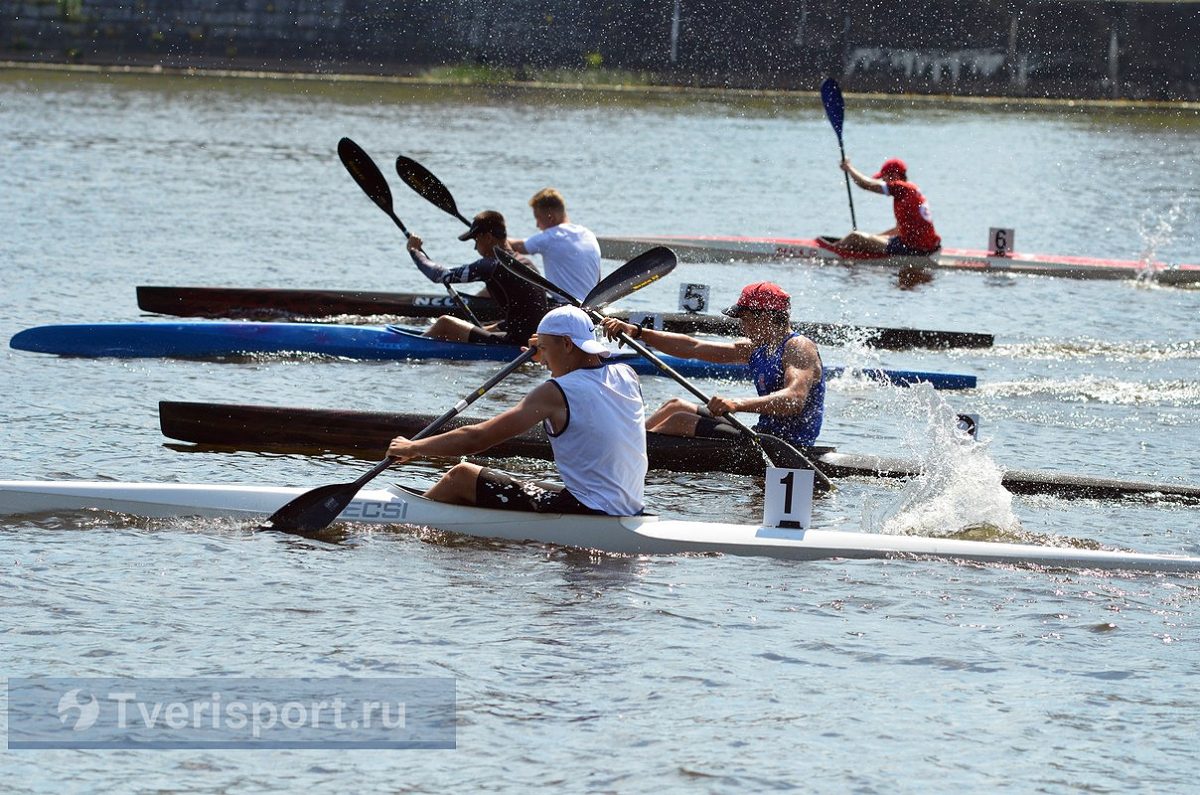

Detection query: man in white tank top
xmin=508 ymin=187 xmax=601 ymax=303
xmin=386 ymin=306 xmax=647 ymax=516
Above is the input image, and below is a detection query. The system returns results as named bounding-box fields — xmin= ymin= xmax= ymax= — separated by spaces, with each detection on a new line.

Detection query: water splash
xmin=861 ymin=385 xmax=1020 ymax=537
xmin=981 ymin=377 xmax=1200 ymax=407
xmin=1135 ymin=201 xmax=1187 ymax=282
xmin=989 ymin=338 xmax=1200 ymax=363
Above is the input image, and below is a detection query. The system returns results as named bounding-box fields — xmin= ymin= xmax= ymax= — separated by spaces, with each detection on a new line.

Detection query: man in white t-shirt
xmin=509 ymin=187 xmax=601 ymax=302
xmin=387 ymin=306 xmax=646 ymax=516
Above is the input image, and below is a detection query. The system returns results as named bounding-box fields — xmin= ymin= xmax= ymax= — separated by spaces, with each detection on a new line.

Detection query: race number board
xmin=763 ymin=467 xmax=814 ymax=529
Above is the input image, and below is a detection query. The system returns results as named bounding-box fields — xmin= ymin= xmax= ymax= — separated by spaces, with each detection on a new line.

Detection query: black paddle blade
xmin=338 ymin=137 xmax=394 ymax=214
xmin=757 ymin=433 xmax=835 ymax=495
xmin=820 ymin=78 xmax=845 ymax=141
xmin=258 ymin=481 xmax=360 ymax=535
xmin=583 ymin=246 xmax=677 ymax=310
xmin=395 ymin=156 xmax=471 ymax=225
xmin=495 ymin=246 xmax=575 ymax=304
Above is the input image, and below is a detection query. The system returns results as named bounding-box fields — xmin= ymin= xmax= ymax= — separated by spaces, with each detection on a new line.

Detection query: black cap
xmin=458 ymin=210 xmax=507 ymax=241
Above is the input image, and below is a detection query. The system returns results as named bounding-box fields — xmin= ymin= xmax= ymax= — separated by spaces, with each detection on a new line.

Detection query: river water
xmin=1 ymin=67 xmax=1199 ymax=792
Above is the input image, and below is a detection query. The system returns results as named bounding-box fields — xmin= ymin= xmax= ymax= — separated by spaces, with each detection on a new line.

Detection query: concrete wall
xmin=1 ymin=1 xmax=1197 ymax=100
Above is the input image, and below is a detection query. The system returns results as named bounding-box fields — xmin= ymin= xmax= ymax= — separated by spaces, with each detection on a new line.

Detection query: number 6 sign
xmin=762 ymin=467 xmax=814 ymax=529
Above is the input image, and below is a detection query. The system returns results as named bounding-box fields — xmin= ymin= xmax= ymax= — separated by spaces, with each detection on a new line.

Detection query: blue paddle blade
xmin=821 ymin=78 xmax=844 ymax=140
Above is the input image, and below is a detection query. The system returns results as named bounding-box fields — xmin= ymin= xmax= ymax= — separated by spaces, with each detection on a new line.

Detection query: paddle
xmin=258 ymin=246 xmax=679 ymax=536
xmin=821 ymin=78 xmax=857 ymax=231
xmin=494 ymin=249 xmax=835 ymax=494
xmin=395 ymin=155 xmax=472 ymax=227
xmin=337 ymin=137 xmax=484 ymax=327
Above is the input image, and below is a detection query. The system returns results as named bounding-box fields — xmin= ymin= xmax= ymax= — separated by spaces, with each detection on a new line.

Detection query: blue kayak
xmin=9 ymin=322 xmax=977 ymax=390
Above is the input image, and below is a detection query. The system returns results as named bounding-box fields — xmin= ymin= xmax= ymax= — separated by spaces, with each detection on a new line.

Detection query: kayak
xmin=10 ymin=322 xmax=978 ymax=390
xmin=135 ymin=285 xmax=994 ymax=351
xmin=158 ymin=401 xmax=1200 ymax=503
xmin=136 ymin=285 xmax=502 ymax=321
xmin=597 ymin=234 xmax=1200 ymax=285
xmin=159 ymin=401 xmax=772 ymax=475
xmin=2 ymin=479 xmax=1198 ymax=572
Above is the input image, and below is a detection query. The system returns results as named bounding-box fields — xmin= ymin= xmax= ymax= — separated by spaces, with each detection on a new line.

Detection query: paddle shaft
xmin=339 ymin=139 xmax=484 ymax=326
xmin=356 ymin=345 xmax=539 ymax=483
xmin=383 ymin=209 xmax=486 ymax=328
xmin=596 ymin=316 xmax=833 ymax=491
xmin=262 ymin=245 xmax=677 ymax=535
xmin=261 ymin=346 xmax=538 ymax=532
xmin=837 ymin=138 xmax=858 ymax=230
xmin=354 ymin=345 xmax=534 ymax=485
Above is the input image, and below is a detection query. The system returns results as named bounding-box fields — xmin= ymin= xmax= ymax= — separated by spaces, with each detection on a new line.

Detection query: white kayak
xmin=3 ymin=480 xmax=1200 ymax=573
xmin=597 ymin=234 xmax=1200 ymax=284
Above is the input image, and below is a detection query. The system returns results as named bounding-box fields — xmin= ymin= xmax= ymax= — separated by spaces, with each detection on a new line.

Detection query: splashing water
xmin=1135 ymin=201 xmax=1187 ymax=281
xmin=860 ymin=384 xmax=1021 ymax=537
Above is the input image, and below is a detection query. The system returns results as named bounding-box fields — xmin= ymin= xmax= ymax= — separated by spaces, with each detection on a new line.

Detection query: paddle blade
xmin=757 ymin=433 xmax=835 ymax=495
xmin=338 ymin=137 xmax=394 ymax=214
xmin=258 ymin=480 xmax=361 ymax=535
xmin=495 ymin=247 xmax=575 ymax=305
xmin=396 ymin=156 xmax=471 ymax=225
xmin=584 ymin=246 xmax=677 ymax=310
xmin=820 ymin=78 xmax=845 ymax=141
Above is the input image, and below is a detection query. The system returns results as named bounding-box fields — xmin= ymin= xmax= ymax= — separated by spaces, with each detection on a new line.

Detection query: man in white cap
xmin=387 ymin=306 xmax=647 ymax=516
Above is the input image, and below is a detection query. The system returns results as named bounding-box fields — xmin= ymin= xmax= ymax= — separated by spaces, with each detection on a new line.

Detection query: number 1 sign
xmin=762 ymin=467 xmax=814 ymax=529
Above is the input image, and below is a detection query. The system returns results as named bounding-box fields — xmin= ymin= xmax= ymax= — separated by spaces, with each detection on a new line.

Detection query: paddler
xmin=387 ymin=305 xmax=646 ymax=516
xmin=831 ymin=157 xmax=942 ymax=257
xmin=508 ymin=188 xmax=601 ymax=303
xmin=599 ymin=282 xmax=825 ymax=449
xmin=408 ymin=209 xmax=548 ymax=345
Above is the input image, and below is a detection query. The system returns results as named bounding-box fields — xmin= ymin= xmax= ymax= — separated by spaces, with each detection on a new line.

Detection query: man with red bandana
xmin=832 ymin=157 xmax=942 ymax=257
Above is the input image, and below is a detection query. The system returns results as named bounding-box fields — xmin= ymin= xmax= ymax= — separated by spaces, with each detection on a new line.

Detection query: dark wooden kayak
xmin=159 ymin=401 xmax=1200 ymax=503
xmin=136 ymin=285 xmax=502 ymax=321
xmin=136 ymin=286 xmax=993 ymax=350
xmin=159 ymin=401 xmax=774 ymax=475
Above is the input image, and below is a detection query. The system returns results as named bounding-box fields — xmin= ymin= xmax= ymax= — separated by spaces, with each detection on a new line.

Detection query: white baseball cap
xmin=536 ymin=306 xmax=610 ymax=357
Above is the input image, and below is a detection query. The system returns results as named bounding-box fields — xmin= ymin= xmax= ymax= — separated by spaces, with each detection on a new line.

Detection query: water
xmin=1 ymin=67 xmax=1199 ymax=791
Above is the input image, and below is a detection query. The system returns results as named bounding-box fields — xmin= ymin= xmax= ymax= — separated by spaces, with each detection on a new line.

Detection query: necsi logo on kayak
xmin=340 ymin=500 xmax=408 ymax=521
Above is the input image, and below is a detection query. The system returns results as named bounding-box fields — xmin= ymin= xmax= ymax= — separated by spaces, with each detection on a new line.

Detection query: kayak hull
xmin=158 ymin=401 xmax=1200 ymax=502
xmin=2 ymin=479 xmax=1198 ymax=572
xmin=135 ymin=286 xmax=993 ymax=350
xmin=10 ymin=322 xmax=978 ymax=390
xmin=136 ymin=285 xmax=501 ymax=321
xmin=597 ymin=235 xmax=1200 ymax=284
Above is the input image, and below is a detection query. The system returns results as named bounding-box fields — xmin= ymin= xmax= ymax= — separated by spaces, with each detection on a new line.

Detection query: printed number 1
xmin=780 ymin=470 xmax=795 ymax=513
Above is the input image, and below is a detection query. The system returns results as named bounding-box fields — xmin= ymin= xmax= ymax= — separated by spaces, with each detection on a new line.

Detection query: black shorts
xmin=885 ymin=236 xmax=939 ymax=257
xmin=474 ymin=467 xmax=604 ymax=514
xmin=467 ymin=326 xmax=525 ymax=346
xmin=693 ymin=406 xmax=744 ymax=441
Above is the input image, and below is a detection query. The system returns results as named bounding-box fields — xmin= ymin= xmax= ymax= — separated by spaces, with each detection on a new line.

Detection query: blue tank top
xmin=747 ymin=333 xmax=825 ymax=446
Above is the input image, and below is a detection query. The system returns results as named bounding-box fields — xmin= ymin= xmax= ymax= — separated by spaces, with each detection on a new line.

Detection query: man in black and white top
xmin=407 ymin=210 xmax=547 ymax=345
xmin=387 ymin=306 xmax=646 ymax=516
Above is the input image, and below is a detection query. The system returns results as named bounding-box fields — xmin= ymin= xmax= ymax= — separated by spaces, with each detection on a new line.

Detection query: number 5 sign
xmin=762 ymin=467 xmax=814 ymax=529
xmin=678 ymin=283 xmax=710 ymax=313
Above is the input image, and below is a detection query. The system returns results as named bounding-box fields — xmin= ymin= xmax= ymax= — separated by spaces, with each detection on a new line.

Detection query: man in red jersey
xmin=831 ymin=157 xmax=942 ymax=257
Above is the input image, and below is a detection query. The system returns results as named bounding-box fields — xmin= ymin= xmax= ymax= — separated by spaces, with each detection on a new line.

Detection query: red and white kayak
xmin=597 ymin=234 xmax=1200 ymax=284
